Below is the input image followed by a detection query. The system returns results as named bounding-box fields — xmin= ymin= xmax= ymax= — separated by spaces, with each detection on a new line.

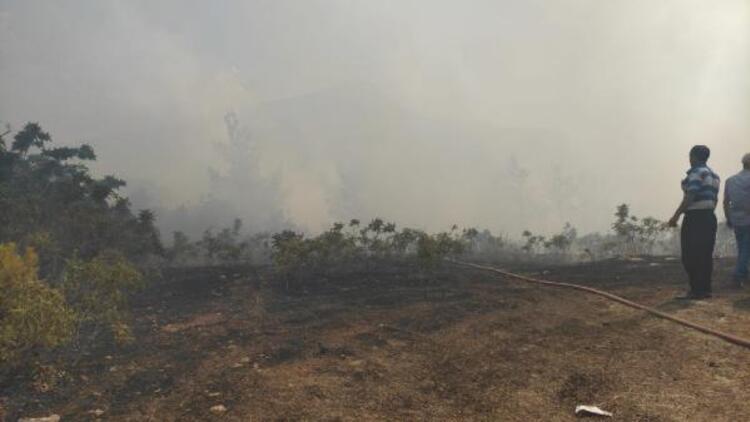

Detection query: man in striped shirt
xmin=668 ymin=145 xmax=720 ymax=300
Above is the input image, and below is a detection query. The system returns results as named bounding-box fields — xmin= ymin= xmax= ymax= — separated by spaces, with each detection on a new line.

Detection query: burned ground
xmin=4 ymin=258 xmax=750 ymax=421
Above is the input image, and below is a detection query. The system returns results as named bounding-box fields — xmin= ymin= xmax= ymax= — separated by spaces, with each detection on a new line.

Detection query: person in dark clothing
xmin=724 ymin=153 xmax=750 ymax=287
xmin=668 ymin=145 xmax=721 ymax=300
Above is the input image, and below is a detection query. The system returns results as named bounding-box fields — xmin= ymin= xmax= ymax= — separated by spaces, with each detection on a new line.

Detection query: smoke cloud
xmin=2 ymin=1 xmax=749 ymax=237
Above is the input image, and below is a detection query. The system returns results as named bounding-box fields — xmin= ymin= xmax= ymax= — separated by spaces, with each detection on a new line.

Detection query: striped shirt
xmin=681 ymin=164 xmax=720 ymax=211
xmin=725 ymin=170 xmax=750 ymax=226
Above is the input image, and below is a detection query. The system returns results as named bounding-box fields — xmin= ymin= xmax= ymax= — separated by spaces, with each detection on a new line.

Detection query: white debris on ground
xmin=17 ymin=415 xmax=61 ymax=422
xmin=575 ymin=405 xmax=613 ymax=417
xmin=210 ymin=404 xmax=228 ymax=414
xmin=88 ymin=408 xmax=106 ymax=417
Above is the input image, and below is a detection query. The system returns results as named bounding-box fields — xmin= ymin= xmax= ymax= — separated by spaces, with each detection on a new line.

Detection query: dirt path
xmin=6 ymin=259 xmax=750 ymax=421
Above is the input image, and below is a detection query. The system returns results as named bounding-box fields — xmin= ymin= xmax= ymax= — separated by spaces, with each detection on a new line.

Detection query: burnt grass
xmin=3 ymin=258 xmax=750 ymax=421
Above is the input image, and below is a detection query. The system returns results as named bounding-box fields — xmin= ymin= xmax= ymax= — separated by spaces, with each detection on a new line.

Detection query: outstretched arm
xmin=668 ymin=193 xmax=694 ymax=227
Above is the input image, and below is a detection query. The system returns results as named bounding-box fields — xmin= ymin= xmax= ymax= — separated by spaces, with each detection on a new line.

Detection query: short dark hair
xmin=690 ymin=145 xmax=710 ymax=162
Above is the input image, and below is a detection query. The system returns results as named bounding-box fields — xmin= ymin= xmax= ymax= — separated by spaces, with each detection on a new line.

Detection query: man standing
xmin=668 ymin=145 xmax=720 ymax=299
xmin=724 ymin=153 xmax=750 ymax=287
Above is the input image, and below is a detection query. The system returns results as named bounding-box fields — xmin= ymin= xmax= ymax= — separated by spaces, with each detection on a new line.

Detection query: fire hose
xmin=451 ymin=260 xmax=750 ymax=350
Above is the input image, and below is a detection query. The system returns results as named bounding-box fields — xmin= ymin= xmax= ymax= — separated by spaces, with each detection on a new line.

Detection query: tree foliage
xmin=611 ymin=204 xmax=669 ymax=255
xmin=521 ymin=223 xmax=577 ymax=256
xmin=0 ymin=123 xmax=162 ymax=277
xmin=270 ymin=219 xmax=473 ymax=288
xmin=166 ymin=218 xmax=272 ymax=267
xmin=0 ymin=123 xmax=162 ymax=373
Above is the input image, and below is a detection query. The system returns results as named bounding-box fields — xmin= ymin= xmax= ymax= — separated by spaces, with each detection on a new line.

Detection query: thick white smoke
xmin=1 ymin=1 xmax=748 ymax=237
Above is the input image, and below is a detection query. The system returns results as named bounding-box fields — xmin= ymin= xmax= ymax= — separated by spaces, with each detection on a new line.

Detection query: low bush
xmin=269 ymin=219 xmax=473 ymax=288
xmin=166 ymin=219 xmax=272 ymax=267
xmin=610 ymin=204 xmax=671 ymax=256
xmin=63 ymin=251 xmax=144 ymax=345
xmin=0 ymin=243 xmax=75 ymax=367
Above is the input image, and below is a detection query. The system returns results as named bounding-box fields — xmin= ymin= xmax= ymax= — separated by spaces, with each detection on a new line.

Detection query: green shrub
xmin=415 ymin=229 xmax=465 ymax=270
xmin=271 ymin=230 xmax=310 ymax=287
xmin=0 ymin=243 xmax=75 ymax=366
xmin=269 ymin=220 xmax=471 ymax=286
xmin=612 ymin=204 xmax=669 ymax=255
xmin=63 ymin=251 xmax=144 ymax=344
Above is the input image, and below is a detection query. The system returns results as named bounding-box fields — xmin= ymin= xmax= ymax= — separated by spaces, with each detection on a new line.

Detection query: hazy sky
xmin=1 ymin=1 xmax=749 ymax=236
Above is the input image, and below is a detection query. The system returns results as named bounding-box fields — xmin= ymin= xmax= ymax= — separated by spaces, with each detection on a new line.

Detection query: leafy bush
xmin=415 ymin=228 xmax=466 ymax=270
xmin=166 ymin=219 xmax=273 ymax=267
xmin=63 ymin=252 xmax=144 ymax=345
xmin=269 ymin=219 xmax=473 ymax=288
xmin=271 ymin=230 xmax=310 ymax=286
xmin=521 ymin=230 xmax=547 ymax=254
xmin=611 ymin=204 xmax=670 ymax=255
xmin=517 ymin=206 xmax=673 ymax=261
xmin=522 ymin=223 xmax=577 ymax=256
xmin=0 ymin=243 xmax=75 ymax=366
xmin=0 ymin=241 xmax=144 ymax=373
xmin=266 ymin=203 xmax=674 ymax=280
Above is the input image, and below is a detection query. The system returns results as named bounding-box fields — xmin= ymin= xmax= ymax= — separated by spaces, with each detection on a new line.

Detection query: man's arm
xmin=724 ymin=185 xmax=733 ymax=228
xmin=668 ymin=193 xmax=694 ymax=227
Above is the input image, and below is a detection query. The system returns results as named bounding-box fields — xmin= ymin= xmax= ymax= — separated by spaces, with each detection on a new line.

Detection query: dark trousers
xmin=734 ymin=225 xmax=750 ymax=281
xmin=681 ymin=210 xmax=717 ymax=295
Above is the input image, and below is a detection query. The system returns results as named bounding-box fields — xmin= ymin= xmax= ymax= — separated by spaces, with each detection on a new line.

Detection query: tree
xmin=0 ymin=123 xmax=163 ymax=278
xmin=545 ymin=223 xmax=577 ymax=254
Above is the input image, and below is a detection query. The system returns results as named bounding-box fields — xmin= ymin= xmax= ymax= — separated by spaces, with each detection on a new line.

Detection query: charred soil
xmin=4 ymin=258 xmax=750 ymax=421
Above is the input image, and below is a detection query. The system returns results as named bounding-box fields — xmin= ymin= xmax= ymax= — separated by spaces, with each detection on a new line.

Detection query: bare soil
xmin=4 ymin=257 xmax=750 ymax=421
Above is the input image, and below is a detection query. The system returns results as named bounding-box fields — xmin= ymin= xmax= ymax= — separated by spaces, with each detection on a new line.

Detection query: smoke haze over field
xmin=1 ymin=1 xmax=749 ymax=238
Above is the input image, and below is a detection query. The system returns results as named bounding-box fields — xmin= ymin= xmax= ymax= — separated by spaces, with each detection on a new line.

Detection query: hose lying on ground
xmin=451 ymin=260 xmax=750 ymax=350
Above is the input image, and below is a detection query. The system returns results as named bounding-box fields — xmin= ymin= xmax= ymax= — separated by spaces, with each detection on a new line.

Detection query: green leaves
xmin=0 ymin=243 xmax=76 ymax=366
xmin=62 ymin=251 xmax=144 ymax=345
xmin=270 ymin=219 xmax=473 ymax=287
xmin=40 ymin=144 xmax=96 ymax=161
xmin=0 ymin=123 xmax=161 ymax=372
xmin=0 ymin=122 xmax=162 ymax=274
xmin=180 ymin=218 xmax=254 ymax=265
xmin=77 ymin=144 xmax=96 ymax=160
xmin=91 ymin=175 xmax=126 ymax=202
xmin=0 ymin=124 xmax=10 ymax=152
xmin=611 ymin=204 xmax=669 ymax=255
xmin=11 ymin=122 xmax=51 ymax=154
